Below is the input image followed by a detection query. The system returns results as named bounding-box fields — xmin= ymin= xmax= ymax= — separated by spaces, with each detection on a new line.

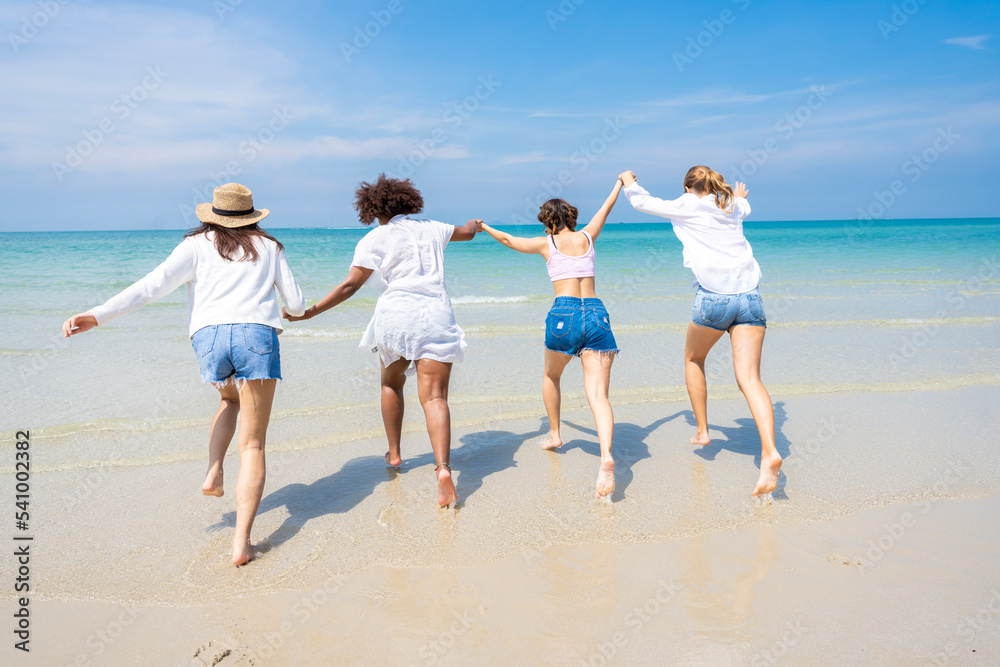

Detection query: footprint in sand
xmin=827 ymin=554 xmax=864 ymax=568
xmin=192 ymin=639 xmax=232 ymax=666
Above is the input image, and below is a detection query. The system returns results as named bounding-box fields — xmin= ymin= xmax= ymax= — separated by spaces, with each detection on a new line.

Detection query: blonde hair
xmin=684 ymin=165 xmax=734 ymax=213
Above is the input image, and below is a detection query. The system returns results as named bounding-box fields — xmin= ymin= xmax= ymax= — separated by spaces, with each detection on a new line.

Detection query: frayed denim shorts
xmin=545 ymin=297 xmax=619 ymax=357
xmin=691 ymin=287 xmax=767 ymax=331
xmin=191 ymin=324 xmax=281 ymax=386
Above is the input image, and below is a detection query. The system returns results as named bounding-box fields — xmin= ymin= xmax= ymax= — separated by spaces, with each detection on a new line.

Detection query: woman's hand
xmin=618 ymin=171 xmax=637 ymax=187
xmin=62 ymin=313 xmax=98 ymax=338
xmin=283 ymin=307 xmax=313 ymax=323
xmin=476 ymin=220 xmax=487 ymax=233
xmin=734 ymin=181 xmax=749 ymax=199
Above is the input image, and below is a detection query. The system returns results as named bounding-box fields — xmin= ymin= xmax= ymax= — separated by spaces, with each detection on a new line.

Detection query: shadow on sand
xmin=558 ymin=411 xmax=686 ymax=500
xmin=209 ymin=422 xmax=549 ymax=548
xmin=687 ymin=400 xmax=791 ymax=500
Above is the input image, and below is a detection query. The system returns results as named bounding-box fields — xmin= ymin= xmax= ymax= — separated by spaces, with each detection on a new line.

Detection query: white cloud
xmin=943 ymin=35 xmax=991 ymax=50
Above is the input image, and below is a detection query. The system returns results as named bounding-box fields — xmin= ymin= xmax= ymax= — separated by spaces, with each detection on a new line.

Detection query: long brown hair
xmin=684 ymin=165 xmax=734 ymax=213
xmin=538 ymin=199 xmax=579 ymax=235
xmin=184 ymin=223 xmax=284 ymax=262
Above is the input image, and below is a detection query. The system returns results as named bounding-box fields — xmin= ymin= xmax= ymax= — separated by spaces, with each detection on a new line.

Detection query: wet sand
xmin=25 ymin=493 xmax=1000 ymax=666
xmin=6 ymin=381 xmax=1000 ymax=665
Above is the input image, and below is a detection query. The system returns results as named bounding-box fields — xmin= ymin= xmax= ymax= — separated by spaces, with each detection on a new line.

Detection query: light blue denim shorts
xmin=191 ymin=324 xmax=281 ymax=386
xmin=691 ymin=287 xmax=767 ymax=331
xmin=545 ymin=297 xmax=619 ymax=357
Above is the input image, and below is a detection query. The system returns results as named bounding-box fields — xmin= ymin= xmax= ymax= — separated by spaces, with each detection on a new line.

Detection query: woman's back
xmin=547 ymin=230 xmax=598 ymax=298
xmin=353 ymin=215 xmax=454 ymax=298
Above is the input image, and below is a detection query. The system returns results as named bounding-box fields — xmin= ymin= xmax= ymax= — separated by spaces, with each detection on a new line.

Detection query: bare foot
xmin=384 ymin=451 xmax=402 ymax=467
xmin=436 ymin=465 xmax=456 ymax=508
xmin=596 ymin=458 xmax=615 ymax=500
xmin=690 ymin=430 xmax=711 ymax=446
xmin=232 ymin=538 xmax=255 ymax=566
xmin=202 ymin=469 xmax=224 ymax=497
xmin=752 ymin=453 xmax=783 ymax=498
xmin=541 ymin=433 xmax=563 ymax=450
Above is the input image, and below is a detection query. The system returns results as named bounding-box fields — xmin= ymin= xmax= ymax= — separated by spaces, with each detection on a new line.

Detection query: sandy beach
xmin=7 ymin=380 xmax=1000 ymax=665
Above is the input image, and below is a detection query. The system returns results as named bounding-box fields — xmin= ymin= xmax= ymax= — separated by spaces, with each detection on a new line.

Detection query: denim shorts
xmin=191 ymin=324 xmax=281 ymax=385
xmin=544 ymin=297 xmax=619 ymax=356
xmin=691 ymin=287 xmax=767 ymax=331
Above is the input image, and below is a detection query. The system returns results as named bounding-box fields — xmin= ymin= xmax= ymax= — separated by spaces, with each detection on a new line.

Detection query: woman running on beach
xmin=478 ymin=178 xmax=624 ymax=501
xmin=62 ymin=183 xmax=306 ymax=564
xmin=619 ymin=167 xmax=781 ymax=500
xmin=283 ymin=174 xmax=478 ymax=508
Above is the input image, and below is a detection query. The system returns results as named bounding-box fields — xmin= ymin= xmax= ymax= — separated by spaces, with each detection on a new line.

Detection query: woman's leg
xmin=541 ymin=349 xmax=574 ymax=450
xmin=684 ymin=322 xmax=726 ymax=446
xmin=730 ymin=325 xmax=781 ymax=497
xmin=414 ymin=359 xmax=456 ymax=507
xmin=202 ymin=382 xmax=240 ymax=496
xmin=581 ymin=350 xmax=616 ymax=499
xmin=380 ymin=358 xmax=411 ymax=466
xmin=232 ymin=379 xmax=277 ymax=565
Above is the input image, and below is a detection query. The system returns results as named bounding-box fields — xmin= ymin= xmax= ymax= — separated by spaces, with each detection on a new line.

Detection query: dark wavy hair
xmin=353 ymin=173 xmax=424 ymax=225
xmin=184 ymin=223 xmax=284 ymax=262
xmin=538 ymin=198 xmax=579 ymax=235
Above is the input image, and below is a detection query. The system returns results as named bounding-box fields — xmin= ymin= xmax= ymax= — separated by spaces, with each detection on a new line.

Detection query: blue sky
xmin=0 ymin=0 xmax=998 ymax=231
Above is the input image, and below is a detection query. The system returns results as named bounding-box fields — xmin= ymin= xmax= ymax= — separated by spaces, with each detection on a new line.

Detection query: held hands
xmin=618 ymin=171 xmax=637 ymax=187
xmin=734 ymin=181 xmax=749 ymax=199
xmin=62 ymin=313 xmax=98 ymax=338
xmin=469 ymin=219 xmax=484 ymax=233
xmin=282 ymin=307 xmax=313 ymax=323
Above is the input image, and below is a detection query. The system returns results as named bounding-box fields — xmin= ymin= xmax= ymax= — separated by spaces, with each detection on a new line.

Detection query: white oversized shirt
xmin=350 ymin=215 xmax=465 ymax=368
xmin=623 ymin=183 xmax=761 ymax=294
xmin=89 ymin=232 xmax=305 ymax=337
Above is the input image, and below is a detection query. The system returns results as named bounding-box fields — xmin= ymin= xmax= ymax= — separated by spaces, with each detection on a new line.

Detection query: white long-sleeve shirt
xmin=623 ymin=183 xmax=761 ymax=294
xmin=88 ymin=232 xmax=306 ymax=337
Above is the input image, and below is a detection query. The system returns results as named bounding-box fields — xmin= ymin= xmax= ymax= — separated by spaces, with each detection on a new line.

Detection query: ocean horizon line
xmin=2 ymin=216 xmax=999 ymax=235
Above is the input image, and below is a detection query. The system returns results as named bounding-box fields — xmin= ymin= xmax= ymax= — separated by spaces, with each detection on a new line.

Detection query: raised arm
xmin=581 ymin=179 xmax=624 ymax=241
xmin=478 ymin=222 xmax=549 ymax=255
xmin=619 ymin=170 xmax=691 ymax=222
xmin=283 ymin=265 xmax=374 ymax=322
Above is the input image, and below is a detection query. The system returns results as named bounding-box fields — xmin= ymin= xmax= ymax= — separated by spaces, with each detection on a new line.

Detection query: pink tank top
xmin=546 ymin=231 xmax=596 ymax=282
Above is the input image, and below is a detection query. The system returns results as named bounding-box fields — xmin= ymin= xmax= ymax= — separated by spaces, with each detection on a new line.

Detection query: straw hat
xmin=196 ymin=183 xmax=270 ymax=227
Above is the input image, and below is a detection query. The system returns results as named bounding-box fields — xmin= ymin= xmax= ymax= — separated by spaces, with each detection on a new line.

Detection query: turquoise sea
xmin=4 ymin=217 xmax=1000 ymax=336
xmin=4 ymin=215 xmax=999 ymax=435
